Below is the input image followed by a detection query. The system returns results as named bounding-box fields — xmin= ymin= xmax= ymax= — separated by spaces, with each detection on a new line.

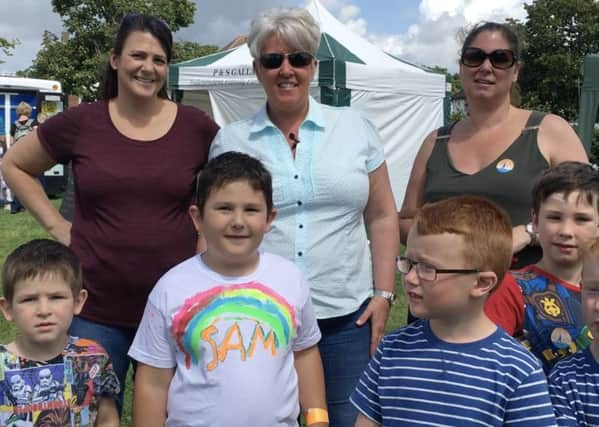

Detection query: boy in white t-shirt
xmin=129 ymin=152 xmax=328 ymax=427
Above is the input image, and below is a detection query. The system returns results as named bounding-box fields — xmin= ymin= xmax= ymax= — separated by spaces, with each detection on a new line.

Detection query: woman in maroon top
xmin=2 ymin=14 xmax=219 ymax=411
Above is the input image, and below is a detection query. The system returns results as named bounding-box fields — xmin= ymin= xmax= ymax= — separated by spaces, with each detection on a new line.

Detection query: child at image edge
xmin=128 ymin=152 xmax=328 ymax=427
xmin=485 ymin=162 xmax=599 ymax=372
xmin=548 ymin=236 xmax=599 ymax=426
xmin=351 ymin=195 xmax=557 ymax=426
xmin=0 ymin=239 xmax=120 ymax=426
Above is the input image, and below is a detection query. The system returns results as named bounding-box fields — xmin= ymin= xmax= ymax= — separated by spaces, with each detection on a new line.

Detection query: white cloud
xmin=339 ymin=0 xmax=533 ymax=72
xmin=0 ymin=0 xmax=535 ymax=75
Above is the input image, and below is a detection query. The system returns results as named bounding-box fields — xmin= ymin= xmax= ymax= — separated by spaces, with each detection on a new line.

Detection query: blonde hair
xmin=16 ymin=101 xmax=32 ymax=117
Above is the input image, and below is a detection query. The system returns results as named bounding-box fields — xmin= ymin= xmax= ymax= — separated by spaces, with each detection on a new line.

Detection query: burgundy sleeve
xmin=484 ymin=272 xmax=524 ymax=336
xmin=37 ymin=104 xmax=84 ymax=164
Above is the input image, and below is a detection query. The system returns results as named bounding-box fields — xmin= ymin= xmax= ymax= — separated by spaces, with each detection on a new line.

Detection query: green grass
xmin=0 ymin=203 xmax=406 ymax=427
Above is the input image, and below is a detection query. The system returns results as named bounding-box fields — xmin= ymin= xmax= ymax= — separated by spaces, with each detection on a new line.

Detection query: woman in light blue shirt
xmin=209 ymin=8 xmax=399 ymax=427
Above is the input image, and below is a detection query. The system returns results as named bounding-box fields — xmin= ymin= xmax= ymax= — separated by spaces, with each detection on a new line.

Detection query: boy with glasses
xmin=350 ymin=195 xmax=556 ymax=426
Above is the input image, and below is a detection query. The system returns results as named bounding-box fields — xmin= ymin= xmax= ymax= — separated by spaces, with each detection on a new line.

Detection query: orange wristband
xmin=306 ymin=408 xmax=329 ymax=425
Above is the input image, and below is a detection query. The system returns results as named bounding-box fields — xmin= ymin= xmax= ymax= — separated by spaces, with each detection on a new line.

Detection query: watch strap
xmin=373 ymin=289 xmax=396 ymax=305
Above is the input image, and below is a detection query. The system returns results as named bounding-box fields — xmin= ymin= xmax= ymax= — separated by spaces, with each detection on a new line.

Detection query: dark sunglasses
xmin=461 ymin=47 xmax=518 ymax=70
xmin=259 ymin=52 xmax=314 ymax=69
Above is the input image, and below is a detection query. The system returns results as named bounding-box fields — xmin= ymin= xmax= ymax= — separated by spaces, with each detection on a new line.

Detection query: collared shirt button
xmin=298 ymin=251 xmax=303 ymax=256
xmin=297 ymin=201 xmax=302 ymax=206
xmin=294 ymin=174 xmax=299 ymax=179
xmin=298 ymin=224 xmax=303 ymax=229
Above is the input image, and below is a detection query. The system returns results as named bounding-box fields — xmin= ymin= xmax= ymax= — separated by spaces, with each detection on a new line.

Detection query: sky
xmin=0 ymin=0 xmax=533 ymax=75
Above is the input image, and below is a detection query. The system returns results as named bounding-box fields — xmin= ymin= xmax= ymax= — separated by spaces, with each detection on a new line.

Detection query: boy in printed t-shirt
xmin=485 ymin=162 xmax=599 ymax=372
xmin=129 ymin=152 xmax=328 ymax=427
xmin=0 ymin=239 xmax=120 ymax=426
xmin=351 ymin=195 xmax=556 ymax=426
xmin=548 ymin=237 xmax=599 ymax=426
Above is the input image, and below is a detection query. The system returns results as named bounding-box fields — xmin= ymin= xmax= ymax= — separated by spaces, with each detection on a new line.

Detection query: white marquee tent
xmin=169 ymin=0 xmax=447 ymax=206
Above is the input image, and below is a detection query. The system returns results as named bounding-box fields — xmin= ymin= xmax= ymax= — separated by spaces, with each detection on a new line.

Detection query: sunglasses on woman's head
xmin=259 ymin=52 xmax=314 ymax=69
xmin=461 ymin=47 xmax=518 ymax=70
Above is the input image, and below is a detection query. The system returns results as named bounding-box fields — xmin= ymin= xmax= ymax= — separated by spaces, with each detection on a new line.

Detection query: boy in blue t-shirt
xmin=548 ymin=237 xmax=599 ymax=426
xmin=351 ymin=195 xmax=556 ymax=426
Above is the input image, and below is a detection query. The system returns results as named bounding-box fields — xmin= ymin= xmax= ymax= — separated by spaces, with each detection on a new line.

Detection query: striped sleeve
xmin=548 ymin=350 xmax=599 ymax=427
xmin=504 ymin=363 xmax=557 ymax=426
xmin=350 ymin=340 xmax=384 ymax=425
xmin=548 ymin=362 xmax=579 ymax=427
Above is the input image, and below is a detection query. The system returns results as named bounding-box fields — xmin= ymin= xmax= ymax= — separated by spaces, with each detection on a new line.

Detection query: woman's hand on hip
xmin=356 ymin=297 xmax=391 ymax=356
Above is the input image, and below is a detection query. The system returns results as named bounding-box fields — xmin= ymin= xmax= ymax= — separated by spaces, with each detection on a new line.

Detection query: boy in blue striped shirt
xmin=351 ymin=195 xmax=557 ymax=426
xmin=548 ymin=237 xmax=599 ymax=426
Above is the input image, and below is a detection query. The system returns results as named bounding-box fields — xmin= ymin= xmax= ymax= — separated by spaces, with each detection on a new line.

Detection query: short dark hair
xmin=194 ymin=152 xmax=273 ymax=217
xmin=2 ymin=239 xmax=82 ymax=302
xmin=415 ymin=195 xmax=513 ymax=283
xmin=461 ymin=21 xmax=521 ymax=62
xmin=532 ymin=162 xmax=599 ymax=214
xmin=99 ymin=13 xmax=173 ymax=100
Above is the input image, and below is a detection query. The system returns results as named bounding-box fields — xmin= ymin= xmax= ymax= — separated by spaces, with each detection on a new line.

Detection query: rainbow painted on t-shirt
xmin=172 ymin=282 xmax=297 ymax=369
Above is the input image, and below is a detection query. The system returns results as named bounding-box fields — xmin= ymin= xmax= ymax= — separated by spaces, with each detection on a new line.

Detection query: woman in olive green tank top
xmin=399 ymin=22 xmax=587 ymax=270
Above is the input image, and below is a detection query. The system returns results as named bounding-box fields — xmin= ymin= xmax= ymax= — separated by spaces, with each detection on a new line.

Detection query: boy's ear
xmin=471 ymin=271 xmax=498 ymax=299
xmin=266 ymin=208 xmax=277 ymax=231
xmin=188 ymin=205 xmax=203 ymax=234
xmin=73 ymin=289 xmax=88 ymax=316
xmin=0 ymin=297 xmax=13 ymax=322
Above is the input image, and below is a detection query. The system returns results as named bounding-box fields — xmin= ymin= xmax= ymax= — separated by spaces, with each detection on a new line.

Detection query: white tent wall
xmin=345 ymin=63 xmax=445 ymax=206
xmin=350 ymin=91 xmax=443 ymax=208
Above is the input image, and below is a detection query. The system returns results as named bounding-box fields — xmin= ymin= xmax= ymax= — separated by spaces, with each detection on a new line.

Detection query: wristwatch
xmin=525 ymin=223 xmax=537 ymax=246
xmin=373 ymin=289 xmax=396 ymax=306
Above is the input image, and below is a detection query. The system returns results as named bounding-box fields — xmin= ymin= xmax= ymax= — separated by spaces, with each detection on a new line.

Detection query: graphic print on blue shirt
xmin=515 ymin=269 xmax=592 ymax=371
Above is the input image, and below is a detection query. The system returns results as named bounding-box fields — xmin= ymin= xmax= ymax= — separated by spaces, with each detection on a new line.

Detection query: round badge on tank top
xmin=496 ymin=158 xmax=515 ymax=174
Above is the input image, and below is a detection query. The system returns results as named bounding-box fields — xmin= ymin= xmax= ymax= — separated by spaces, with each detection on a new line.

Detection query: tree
xmin=517 ymin=0 xmax=599 ymax=121
xmin=23 ymin=0 xmax=197 ymax=100
xmin=0 ymin=37 xmax=17 ymax=64
xmin=172 ymin=41 xmax=218 ymax=63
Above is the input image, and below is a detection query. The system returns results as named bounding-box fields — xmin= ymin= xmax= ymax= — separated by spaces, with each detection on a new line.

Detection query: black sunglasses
xmin=259 ymin=52 xmax=314 ymax=69
xmin=461 ymin=47 xmax=518 ymax=70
